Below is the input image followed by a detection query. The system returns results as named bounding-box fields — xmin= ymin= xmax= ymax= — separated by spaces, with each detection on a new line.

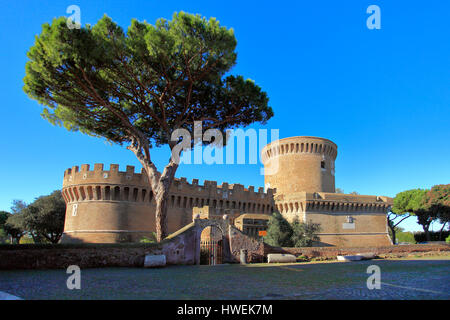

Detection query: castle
xmin=60 ymin=136 xmax=393 ymax=247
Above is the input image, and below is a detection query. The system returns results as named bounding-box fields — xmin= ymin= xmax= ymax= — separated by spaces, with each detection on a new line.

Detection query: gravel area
xmin=0 ymin=258 xmax=449 ymax=300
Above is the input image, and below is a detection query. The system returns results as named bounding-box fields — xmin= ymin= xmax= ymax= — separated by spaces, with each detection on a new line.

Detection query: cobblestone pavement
xmin=0 ymin=258 xmax=448 ymax=299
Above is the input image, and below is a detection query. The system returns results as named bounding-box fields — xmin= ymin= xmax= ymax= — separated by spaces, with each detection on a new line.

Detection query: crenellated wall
xmin=61 ymin=164 xmax=275 ymax=243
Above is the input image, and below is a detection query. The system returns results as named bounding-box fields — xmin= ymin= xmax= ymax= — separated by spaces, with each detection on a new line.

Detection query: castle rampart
xmin=61 ymin=163 xmax=275 ymax=243
xmin=61 ymin=135 xmax=393 ymax=247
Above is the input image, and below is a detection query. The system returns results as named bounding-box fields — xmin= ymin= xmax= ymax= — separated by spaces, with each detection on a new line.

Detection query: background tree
xmin=3 ymin=200 xmax=27 ymax=243
xmin=426 ymin=184 xmax=450 ymax=240
xmin=23 ymin=12 xmax=273 ymax=241
xmin=5 ymin=192 xmax=66 ymax=243
xmin=392 ymin=189 xmax=434 ymax=241
xmin=291 ymin=219 xmax=321 ymax=247
xmin=386 ymin=210 xmax=412 ymax=244
xmin=388 ymin=226 xmax=416 ymax=244
xmin=264 ymin=211 xmax=293 ymax=247
xmin=334 ymin=188 xmax=358 ymax=195
xmin=0 ymin=211 xmax=11 ymax=243
xmin=264 ymin=213 xmax=321 ymax=247
xmin=21 ymin=191 xmax=66 ymax=243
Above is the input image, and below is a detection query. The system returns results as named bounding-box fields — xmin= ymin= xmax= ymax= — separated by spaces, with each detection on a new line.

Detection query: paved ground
xmin=0 ymin=257 xmax=449 ymax=299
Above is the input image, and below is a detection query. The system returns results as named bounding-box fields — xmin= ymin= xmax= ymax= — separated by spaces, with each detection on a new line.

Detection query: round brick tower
xmin=60 ymin=164 xmax=155 ymax=243
xmin=262 ymin=136 xmax=338 ymax=194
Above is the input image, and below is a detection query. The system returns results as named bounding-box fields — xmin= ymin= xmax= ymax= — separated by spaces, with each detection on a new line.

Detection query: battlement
xmin=63 ymin=164 xmax=275 ymax=199
xmin=274 ymin=192 xmax=392 ymax=215
xmin=63 ymin=163 xmax=151 ymax=188
xmin=262 ymin=136 xmax=338 ymax=161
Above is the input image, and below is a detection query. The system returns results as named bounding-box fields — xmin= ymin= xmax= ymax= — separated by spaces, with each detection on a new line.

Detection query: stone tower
xmin=61 ymin=164 xmax=156 ymax=243
xmin=262 ymin=136 xmax=337 ymax=194
xmin=262 ymin=136 xmax=392 ymax=247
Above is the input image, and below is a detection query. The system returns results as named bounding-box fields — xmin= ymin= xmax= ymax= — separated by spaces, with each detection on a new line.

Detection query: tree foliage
xmin=426 ymin=184 xmax=450 ymax=233
xmin=3 ymin=207 xmax=25 ymax=244
xmin=391 ymin=188 xmax=431 ymax=240
xmin=391 ymin=186 xmax=450 ymax=242
xmin=0 ymin=211 xmax=12 ymax=243
xmin=265 ymin=212 xmax=321 ymax=247
xmin=291 ymin=219 xmax=321 ymax=247
xmin=392 ymin=189 xmax=428 ymax=214
xmin=23 ymin=12 xmax=273 ymax=241
xmin=264 ymin=212 xmax=293 ymax=247
xmin=6 ymin=191 xmax=66 ymax=244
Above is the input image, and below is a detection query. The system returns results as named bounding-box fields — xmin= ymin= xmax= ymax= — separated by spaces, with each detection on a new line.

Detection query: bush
xmin=296 ymin=255 xmax=309 ymax=262
xmin=264 ymin=212 xmax=293 ymax=247
xmin=446 ymin=235 xmax=450 ymax=243
xmin=0 ymin=229 xmax=10 ymax=244
xmin=396 ymin=231 xmax=416 ymax=244
xmin=413 ymin=230 xmax=450 ymax=243
xmin=19 ymin=235 xmax=35 ymax=244
xmin=139 ymin=232 xmax=157 ymax=244
xmin=264 ymin=213 xmax=321 ymax=248
xmin=291 ymin=219 xmax=321 ymax=247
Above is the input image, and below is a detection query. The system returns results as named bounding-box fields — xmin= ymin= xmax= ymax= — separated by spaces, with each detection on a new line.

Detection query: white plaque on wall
xmin=342 ymin=222 xmax=355 ymax=230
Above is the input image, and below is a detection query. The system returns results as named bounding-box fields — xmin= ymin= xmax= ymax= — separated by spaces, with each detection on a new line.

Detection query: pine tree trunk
xmin=128 ymin=137 xmax=180 ymax=243
xmin=424 ymin=225 xmax=431 ymax=242
xmin=391 ymin=227 xmax=397 ymax=245
xmin=143 ymin=158 xmax=179 ymax=242
xmin=387 ymin=219 xmax=396 ymax=244
xmin=155 ymin=188 xmax=169 ymax=242
xmin=439 ymin=222 xmax=447 ymax=241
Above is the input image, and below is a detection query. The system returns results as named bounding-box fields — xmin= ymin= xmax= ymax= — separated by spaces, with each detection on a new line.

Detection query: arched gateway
xmin=161 ymin=216 xmax=265 ymax=265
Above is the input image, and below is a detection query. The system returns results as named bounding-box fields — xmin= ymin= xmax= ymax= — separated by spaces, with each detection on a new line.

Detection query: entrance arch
xmin=194 ymin=218 xmax=230 ymax=265
xmin=200 ymin=225 xmax=224 ymax=265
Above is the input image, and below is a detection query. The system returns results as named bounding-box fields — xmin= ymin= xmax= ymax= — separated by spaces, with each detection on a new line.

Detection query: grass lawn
xmin=0 ymin=255 xmax=449 ymax=300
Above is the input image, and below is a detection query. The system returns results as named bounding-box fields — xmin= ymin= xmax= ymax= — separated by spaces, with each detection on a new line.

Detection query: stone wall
xmin=0 ymin=219 xmax=263 ymax=269
xmin=0 ymin=245 xmax=155 ymax=270
xmin=264 ymin=243 xmax=450 ymax=259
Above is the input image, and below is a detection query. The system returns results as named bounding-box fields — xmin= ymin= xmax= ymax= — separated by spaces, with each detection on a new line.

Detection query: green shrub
xmin=446 ymin=235 xmax=450 ymax=243
xmin=296 ymin=255 xmax=309 ymax=262
xmin=139 ymin=232 xmax=157 ymax=243
xmin=19 ymin=235 xmax=35 ymax=244
xmin=396 ymin=231 xmax=416 ymax=244
xmin=291 ymin=219 xmax=321 ymax=247
xmin=413 ymin=231 xmax=450 ymax=243
xmin=264 ymin=213 xmax=321 ymax=248
xmin=264 ymin=212 xmax=293 ymax=247
xmin=0 ymin=228 xmax=10 ymax=244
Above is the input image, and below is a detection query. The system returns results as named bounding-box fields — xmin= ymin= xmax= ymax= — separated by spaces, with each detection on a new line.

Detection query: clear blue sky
xmin=0 ymin=1 xmax=449 ymax=232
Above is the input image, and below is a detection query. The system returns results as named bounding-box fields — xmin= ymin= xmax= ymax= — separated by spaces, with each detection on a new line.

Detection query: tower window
xmin=321 ymin=161 xmax=326 ymax=169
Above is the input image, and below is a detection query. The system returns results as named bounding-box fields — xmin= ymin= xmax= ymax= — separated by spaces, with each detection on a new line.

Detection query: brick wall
xmin=264 ymin=243 xmax=450 ymax=259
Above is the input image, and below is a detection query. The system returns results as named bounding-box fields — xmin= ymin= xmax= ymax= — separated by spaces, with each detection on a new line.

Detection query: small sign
xmin=343 ymin=223 xmax=355 ymax=230
xmin=259 ymin=230 xmax=267 ymax=237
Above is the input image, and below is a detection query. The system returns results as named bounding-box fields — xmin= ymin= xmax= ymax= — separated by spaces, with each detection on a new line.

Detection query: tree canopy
xmin=265 ymin=212 xmax=321 ymax=248
xmin=264 ymin=211 xmax=293 ymax=247
xmin=291 ymin=219 xmax=321 ymax=247
xmin=391 ymin=186 xmax=450 ymax=242
xmin=5 ymin=191 xmax=66 ymax=244
xmin=24 ymin=12 xmax=273 ymax=241
xmin=2 ymin=203 xmax=26 ymax=243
